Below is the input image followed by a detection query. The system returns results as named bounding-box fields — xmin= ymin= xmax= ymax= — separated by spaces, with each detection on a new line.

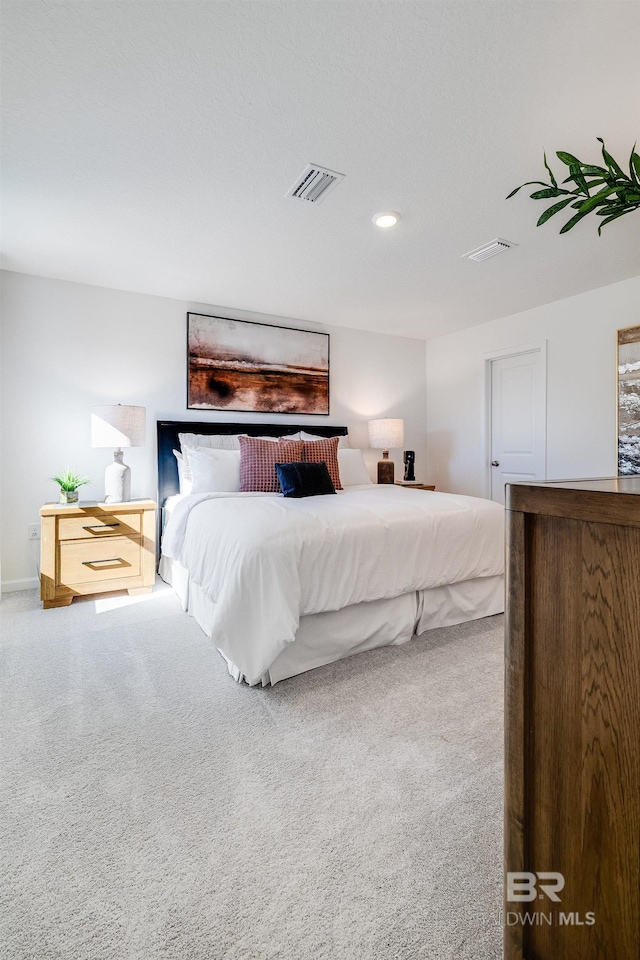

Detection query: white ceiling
xmin=2 ymin=1 xmax=639 ymax=340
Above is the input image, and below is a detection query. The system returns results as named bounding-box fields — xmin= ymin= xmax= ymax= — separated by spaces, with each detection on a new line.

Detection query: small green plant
xmin=51 ymin=468 xmax=90 ymax=492
xmin=507 ymin=139 xmax=640 ymax=234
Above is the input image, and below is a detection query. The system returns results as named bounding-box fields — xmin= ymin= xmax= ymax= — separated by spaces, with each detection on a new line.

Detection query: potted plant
xmin=507 ymin=138 xmax=640 ymax=234
xmin=51 ymin=468 xmax=90 ymax=504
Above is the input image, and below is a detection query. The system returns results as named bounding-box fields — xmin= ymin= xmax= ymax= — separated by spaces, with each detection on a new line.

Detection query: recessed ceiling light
xmin=372 ymin=211 xmax=400 ymax=228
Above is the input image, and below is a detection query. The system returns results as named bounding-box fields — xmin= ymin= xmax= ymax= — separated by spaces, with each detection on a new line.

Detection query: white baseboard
xmin=1 ymin=577 xmax=39 ymax=594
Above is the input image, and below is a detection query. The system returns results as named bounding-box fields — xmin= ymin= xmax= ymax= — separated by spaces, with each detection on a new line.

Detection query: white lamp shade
xmin=92 ymin=405 xmax=146 ymax=448
xmin=368 ymin=418 xmax=404 ymax=450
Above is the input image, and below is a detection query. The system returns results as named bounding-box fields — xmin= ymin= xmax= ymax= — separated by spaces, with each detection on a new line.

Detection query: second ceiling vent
xmin=463 ymin=238 xmax=517 ymax=262
xmin=286 ymin=164 xmax=345 ymax=204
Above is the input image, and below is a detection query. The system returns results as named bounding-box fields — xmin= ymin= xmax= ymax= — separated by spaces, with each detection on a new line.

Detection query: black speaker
xmin=403 ymin=450 xmax=415 ymax=482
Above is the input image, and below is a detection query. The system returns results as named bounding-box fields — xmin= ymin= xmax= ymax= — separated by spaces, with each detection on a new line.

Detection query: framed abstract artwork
xmin=618 ymin=324 xmax=640 ymax=475
xmin=187 ymin=313 xmax=329 ymax=415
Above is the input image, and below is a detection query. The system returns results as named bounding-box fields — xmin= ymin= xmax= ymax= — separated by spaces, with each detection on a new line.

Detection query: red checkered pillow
xmin=302 ymin=436 xmax=342 ymax=490
xmin=239 ymin=436 xmax=304 ymax=492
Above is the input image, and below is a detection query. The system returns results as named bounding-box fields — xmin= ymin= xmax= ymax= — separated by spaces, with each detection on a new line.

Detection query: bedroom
xmin=1 ymin=2 xmax=639 ymax=959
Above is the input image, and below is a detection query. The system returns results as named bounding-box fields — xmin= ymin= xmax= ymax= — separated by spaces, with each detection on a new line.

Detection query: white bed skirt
xmin=159 ymin=555 xmax=504 ymax=686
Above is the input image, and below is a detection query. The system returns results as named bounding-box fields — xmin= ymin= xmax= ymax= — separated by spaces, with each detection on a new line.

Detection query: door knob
xmin=491 ymin=460 xmax=500 ymax=467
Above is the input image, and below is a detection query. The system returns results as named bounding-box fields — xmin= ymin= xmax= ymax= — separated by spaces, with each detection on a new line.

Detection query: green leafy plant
xmin=51 ymin=468 xmax=90 ymax=492
xmin=507 ymin=139 xmax=640 ymax=234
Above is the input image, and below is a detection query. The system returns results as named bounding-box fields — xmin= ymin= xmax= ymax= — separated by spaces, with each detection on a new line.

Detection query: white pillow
xmin=173 ymin=449 xmax=192 ymax=495
xmin=178 ymin=432 xmax=241 ymax=451
xmin=178 ymin=434 xmax=241 ymax=485
xmin=186 ymin=447 xmax=241 ymax=494
xmin=179 ymin=431 xmax=302 ymax=450
xmin=301 ymin=430 xmax=350 ymax=449
xmin=338 ymin=448 xmax=372 ymax=487
xmin=178 ymin=432 xmax=303 ymax=482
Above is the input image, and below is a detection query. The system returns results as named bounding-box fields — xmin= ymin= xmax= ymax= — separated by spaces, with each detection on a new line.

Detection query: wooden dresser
xmin=505 ymin=478 xmax=640 ymax=960
xmin=40 ymin=499 xmax=156 ymax=608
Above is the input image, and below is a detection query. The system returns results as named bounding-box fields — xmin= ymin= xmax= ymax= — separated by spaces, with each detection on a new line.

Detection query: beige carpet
xmin=0 ymin=582 xmax=504 ymax=960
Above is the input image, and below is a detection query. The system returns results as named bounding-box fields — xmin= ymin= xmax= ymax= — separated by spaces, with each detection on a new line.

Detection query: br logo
xmin=507 ymin=872 xmax=565 ymax=902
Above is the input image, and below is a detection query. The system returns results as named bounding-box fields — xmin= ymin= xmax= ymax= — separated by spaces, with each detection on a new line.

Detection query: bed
xmin=157 ymin=421 xmax=505 ymax=685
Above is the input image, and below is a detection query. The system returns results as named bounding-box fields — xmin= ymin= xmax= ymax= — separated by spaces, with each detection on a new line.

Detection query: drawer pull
xmin=82 ymin=557 xmax=123 ymax=565
xmin=82 ymin=523 xmax=121 ymax=530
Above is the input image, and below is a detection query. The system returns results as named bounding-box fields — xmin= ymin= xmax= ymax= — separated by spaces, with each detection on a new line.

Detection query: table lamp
xmin=91 ymin=405 xmax=146 ymax=503
xmin=368 ymin=418 xmax=404 ymax=484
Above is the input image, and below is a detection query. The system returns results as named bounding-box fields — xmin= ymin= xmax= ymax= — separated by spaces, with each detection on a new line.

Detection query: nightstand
xmin=39 ymin=499 xmax=156 ymax=609
xmin=394 ymin=482 xmax=436 ymax=491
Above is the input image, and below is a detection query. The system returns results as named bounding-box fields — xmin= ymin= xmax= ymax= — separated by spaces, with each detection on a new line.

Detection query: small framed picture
xmin=618 ymin=324 xmax=640 ymax=475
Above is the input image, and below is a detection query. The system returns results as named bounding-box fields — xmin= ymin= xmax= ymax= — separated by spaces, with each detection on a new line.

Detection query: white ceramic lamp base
xmin=104 ymin=450 xmax=131 ymax=503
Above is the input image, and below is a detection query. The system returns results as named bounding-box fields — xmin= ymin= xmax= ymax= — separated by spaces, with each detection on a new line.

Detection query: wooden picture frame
xmin=617 ymin=325 xmax=640 ymax=475
xmin=187 ymin=313 xmax=330 ymax=415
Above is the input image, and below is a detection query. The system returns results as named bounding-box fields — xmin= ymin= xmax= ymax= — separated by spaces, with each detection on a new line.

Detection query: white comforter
xmin=162 ymin=485 xmax=504 ymax=684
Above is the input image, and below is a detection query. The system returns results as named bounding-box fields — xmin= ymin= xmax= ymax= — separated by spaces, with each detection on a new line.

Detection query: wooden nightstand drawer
xmin=40 ymin=499 xmax=156 ymax=608
xmin=58 ymin=512 xmax=142 ymax=540
xmin=394 ymin=482 xmax=436 ymax=491
xmin=58 ymin=537 xmax=142 ymax=585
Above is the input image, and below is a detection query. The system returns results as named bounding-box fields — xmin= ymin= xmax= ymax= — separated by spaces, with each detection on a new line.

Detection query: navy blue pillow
xmin=275 ymin=461 xmax=336 ymax=498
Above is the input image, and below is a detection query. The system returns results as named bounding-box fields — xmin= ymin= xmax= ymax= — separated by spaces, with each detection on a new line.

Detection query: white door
xmin=490 ymin=349 xmax=546 ymax=504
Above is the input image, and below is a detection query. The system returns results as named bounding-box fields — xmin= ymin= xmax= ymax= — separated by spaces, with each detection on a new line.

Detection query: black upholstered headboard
xmin=157 ymin=420 xmax=349 ymax=506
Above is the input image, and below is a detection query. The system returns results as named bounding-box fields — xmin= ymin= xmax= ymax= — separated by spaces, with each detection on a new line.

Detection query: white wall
xmin=0 ymin=270 xmax=427 ymax=589
xmin=426 ymin=274 xmax=640 ymax=498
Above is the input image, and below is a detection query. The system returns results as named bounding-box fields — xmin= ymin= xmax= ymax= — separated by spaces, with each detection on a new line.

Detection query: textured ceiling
xmin=1 ymin=1 xmax=639 ymax=340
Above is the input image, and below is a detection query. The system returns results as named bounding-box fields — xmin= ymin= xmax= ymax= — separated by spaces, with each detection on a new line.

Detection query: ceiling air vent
xmin=286 ymin=164 xmax=345 ymax=204
xmin=463 ymin=238 xmax=517 ymax=262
